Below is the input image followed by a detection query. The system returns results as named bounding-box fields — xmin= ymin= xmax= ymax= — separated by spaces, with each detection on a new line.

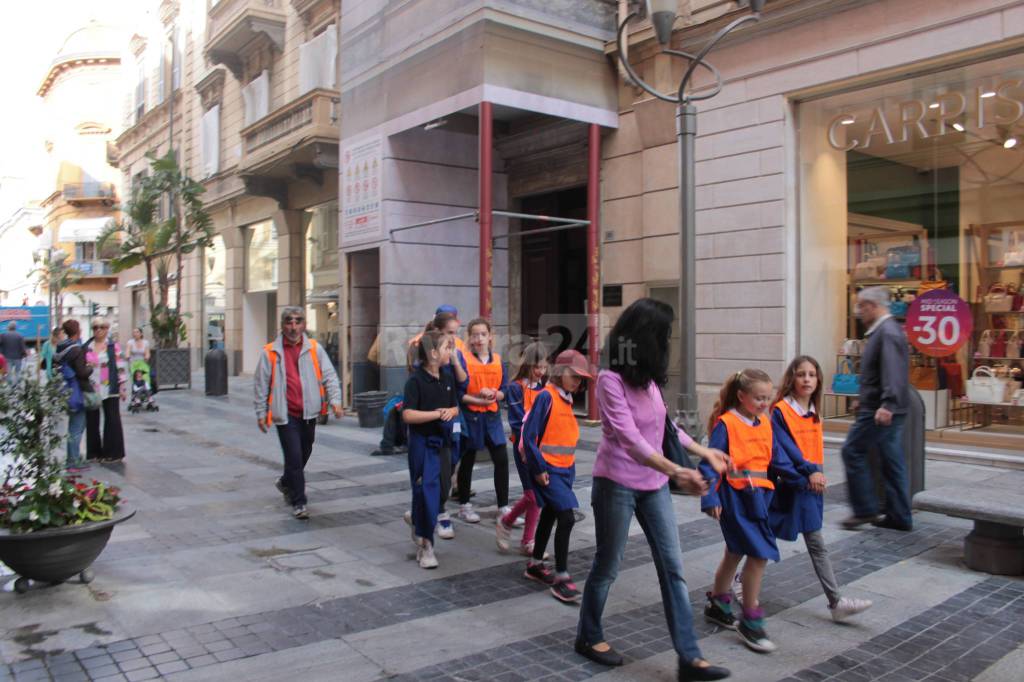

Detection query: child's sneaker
xmin=495 ymin=519 xmax=513 ymax=552
xmin=498 ymin=505 xmax=524 ymax=527
xmin=704 ymin=592 xmax=737 ymax=630
xmin=830 ymin=596 xmax=872 ymax=622
xmin=436 ymin=512 xmax=455 ymax=540
xmin=416 ymin=539 xmax=439 ymax=569
xmin=737 ymin=610 xmax=776 ymax=653
xmin=550 ymin=577 xmax=581 ymax=604
xmin=524 ymin=561 xmax=555 ymax=585
xmin=458 ymin=503 xmax=480 ymax=523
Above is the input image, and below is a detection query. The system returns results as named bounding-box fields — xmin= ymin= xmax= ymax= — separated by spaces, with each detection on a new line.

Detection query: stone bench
xmin=913 ymin=474 xmax=1024 ymax=576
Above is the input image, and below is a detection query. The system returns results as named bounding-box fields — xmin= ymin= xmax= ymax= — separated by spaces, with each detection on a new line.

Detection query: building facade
xmin=36 ymin=22 xmax=125 ymax=335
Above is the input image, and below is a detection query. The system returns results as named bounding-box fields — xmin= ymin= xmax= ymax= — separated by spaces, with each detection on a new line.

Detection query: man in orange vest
xmin=254 ymin=306 xmax=343 ymax=519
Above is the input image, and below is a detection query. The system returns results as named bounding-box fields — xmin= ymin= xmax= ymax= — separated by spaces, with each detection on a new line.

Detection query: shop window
xmin=246 ymin=220 xmax=278 ymax=292
xmin=204 ymin=235 xmax=226 ymax=351
xmin=798 ymin=53 xmax=1024 ymax=435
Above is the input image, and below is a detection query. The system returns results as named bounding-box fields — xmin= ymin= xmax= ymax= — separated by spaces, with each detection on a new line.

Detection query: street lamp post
xmin=617 ymin=0 xmax=764 ymax=439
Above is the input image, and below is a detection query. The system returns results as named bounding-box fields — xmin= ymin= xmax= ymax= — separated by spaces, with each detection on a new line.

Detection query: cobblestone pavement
xmin=1 ymin=376 xmax=1021 ymax=681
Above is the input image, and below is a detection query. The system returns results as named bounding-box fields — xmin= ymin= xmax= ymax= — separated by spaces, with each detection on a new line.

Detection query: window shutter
xmin=171 ymin=28 xmax=182 ymax=91
xmin=298 ymin=26 xmax=336 ymax=95
xmin=242 ymin=70 xmax=270 ymax=126
xmin=201 ymin=105 xmax=220 ymax=178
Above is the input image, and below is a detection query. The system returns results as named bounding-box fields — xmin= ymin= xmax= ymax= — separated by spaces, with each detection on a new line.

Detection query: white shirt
xmin=864 ymin=313 xmax=893 ymax=337
xmin=728 ymin=408 xmax=760 ymax=426
xmin=783 ymin=395 xmax=816 ymax=418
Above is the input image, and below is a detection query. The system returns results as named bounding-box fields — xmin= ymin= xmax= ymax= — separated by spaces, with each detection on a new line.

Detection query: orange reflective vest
xmin=465 ymin=351 xmax=502 ymax=413
xmin=718 ymin=411 xmax=774 ymax=491
xmin=774 ymin=399 xmax=823 ymax=466
xmin=264 ymin=339 xmax=327 ymax=426
xmin=538 ymin=384 xmax=579 ymax=468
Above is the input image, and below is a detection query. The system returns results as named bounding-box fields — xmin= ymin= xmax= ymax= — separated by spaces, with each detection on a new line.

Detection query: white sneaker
xmin=731 ymin=572 xmax=743 ymax=604
xmin=458 ymin=503 xmax=480 ymax=523
xmin=403 ymin=510 xmax=415 ymax=542
xmin=436 ymin=512 xmax=455 ymax=540
xmin=496 ymin=519 xmax=513 ymax=552
xmin=499 ymin=506 xmax=524 ymax=527
xmin=830 ymin=596 xmax=872 ymax=622
xmin=416 ymin=539 xmax=439 ymax=569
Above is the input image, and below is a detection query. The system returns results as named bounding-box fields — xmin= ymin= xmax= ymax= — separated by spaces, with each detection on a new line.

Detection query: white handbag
xmin=966 ymin=366 xmax=1009 ymax=404
xmin=840 ymin=339 xmax=863 ymax=356
xmin=1008 ymin=332 xmax=1022 ymax=360
xmin=976 ymin=330 xmax=993 ymax=358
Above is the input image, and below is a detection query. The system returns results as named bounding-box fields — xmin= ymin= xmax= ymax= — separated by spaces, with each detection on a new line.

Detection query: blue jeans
xmin=841 ymin=411 xmax=912 ymax=527
xmin=6 ymin=358 xmax=23 ymax=384
xmin=578 ymin=477 xmax=703 ymax=663
xmin=66 ymin=409 xmax=87 ymax=468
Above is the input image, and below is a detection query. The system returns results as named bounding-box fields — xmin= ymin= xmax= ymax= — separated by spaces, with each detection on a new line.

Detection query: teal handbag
xmin=831 ymin=358 xmax=860 ymax=395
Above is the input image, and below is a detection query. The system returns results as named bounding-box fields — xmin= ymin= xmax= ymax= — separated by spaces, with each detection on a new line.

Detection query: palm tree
xmin=98 ymin=151 xmax=212 ymax=349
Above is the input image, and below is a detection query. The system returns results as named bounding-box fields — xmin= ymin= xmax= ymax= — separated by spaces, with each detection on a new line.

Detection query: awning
xmin=58 ymin=217 xmax=112 ymax=242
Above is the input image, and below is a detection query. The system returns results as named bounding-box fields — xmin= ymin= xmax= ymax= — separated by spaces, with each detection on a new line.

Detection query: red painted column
xmin=478 ymin=101 xmax=494 ymax=319
xmin=586 ymin=123 xmax=601 ymax=421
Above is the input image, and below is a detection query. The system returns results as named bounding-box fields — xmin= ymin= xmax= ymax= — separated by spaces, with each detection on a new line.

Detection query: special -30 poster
xmin=341 ymin=136 xmax=383 ymax=243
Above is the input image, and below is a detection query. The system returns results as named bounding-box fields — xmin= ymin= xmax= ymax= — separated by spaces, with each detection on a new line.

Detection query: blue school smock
xmin=458 ymin=350 xmax=508 ymax=450
xmin=506 ymin=380 xmax=543 ymax=491
xmin=768 ymin=405 xmax=824 ymax=541
xmin=521 ymin=388 xmax=578 ymax=512
xmin=699 ymin=415 xmax=805 ymax=562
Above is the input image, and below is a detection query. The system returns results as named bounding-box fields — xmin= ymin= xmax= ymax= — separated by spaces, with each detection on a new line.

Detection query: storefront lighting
xmin=928 ymin=102 xmax=940 ymax=109
xmin=840 ymin=116 xmax=855 ymax=125
xmin=423 ymin=118 xmax=448 ymax=131
xmin=953 ymin=122 xmax=965 ymax=132
xmin=1004 ymin=136 xmax=1018 ymax=149
xmin=981 ymin=91 xmax=996 ymax=98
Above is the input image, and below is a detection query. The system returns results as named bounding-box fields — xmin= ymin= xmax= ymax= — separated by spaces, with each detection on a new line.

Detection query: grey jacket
xmin=254 ymin=335 xmax=342 ymax=425
xmin=858 ymin=316 xmax=910 ymax=414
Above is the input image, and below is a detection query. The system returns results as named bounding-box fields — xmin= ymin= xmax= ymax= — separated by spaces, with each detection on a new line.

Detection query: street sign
xmin=905 ymin=290 xmax=973 ymax=357
xmin=0 ymin=306 xmax=49 ymax=339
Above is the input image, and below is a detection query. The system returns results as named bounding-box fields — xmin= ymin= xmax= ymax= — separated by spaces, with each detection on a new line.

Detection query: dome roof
xmin=38 ymin=21 xmax=122 ymax=97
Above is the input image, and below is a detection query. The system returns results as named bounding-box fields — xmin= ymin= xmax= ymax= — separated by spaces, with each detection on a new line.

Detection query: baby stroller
xmin=128 ymin=360 xmax=159 ymax=414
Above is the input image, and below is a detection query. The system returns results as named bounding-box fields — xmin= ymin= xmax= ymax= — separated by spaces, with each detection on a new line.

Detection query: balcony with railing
xmin=239 ymin=88 xmax=339 ymax=181
xmin=206 ymin=0 xmax=286 ymax=79
xmin=63 ymin=182 xmax=117 ymax=205
xmin=69 ymin=260 xmax=114 ymax=277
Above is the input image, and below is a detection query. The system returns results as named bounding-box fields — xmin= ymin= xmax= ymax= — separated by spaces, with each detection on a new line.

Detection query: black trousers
xmin=276 ymin=416 xmax=317 ymax=506
xmin=86 ymin=398 xmax=125 ymax=461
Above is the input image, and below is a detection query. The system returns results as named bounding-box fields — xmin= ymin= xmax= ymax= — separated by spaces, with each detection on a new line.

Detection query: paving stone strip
xmin=379 ymin=523 xmax=968 ymax=682
xmin=777 ymin=575 xmax=1024 ymax=682
xmin=1 ymin=517 xmax=962 ymax=681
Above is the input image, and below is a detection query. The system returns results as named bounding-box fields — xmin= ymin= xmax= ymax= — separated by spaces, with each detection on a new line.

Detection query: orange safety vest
xmin=538 ymin=384 xmax=579 ymax=468
xmin=264 ymin=339 xmax=327 ymax=426
xmin=465 ymin=351 xmax=502 ymax=413
xmin=774 ymin=399 xmax=823 ymax=466
xmin=522 ymin=380 xmax=541 ymax=414
xmin=718 ymin=411 xmax=775 ymax=491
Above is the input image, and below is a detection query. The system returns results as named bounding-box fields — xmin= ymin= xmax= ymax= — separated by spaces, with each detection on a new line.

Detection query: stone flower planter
xmin=0 ymin=509 xmax=135 ymax=593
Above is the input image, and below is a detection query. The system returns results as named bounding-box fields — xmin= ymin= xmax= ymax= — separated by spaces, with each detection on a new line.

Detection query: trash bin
xmin=869 ymin=386 xmax=926 ymax=508
xmin=354 ymin=390 xmax=389 ymax=428
xmin=205 ymin=348 xmax=228 ymax=397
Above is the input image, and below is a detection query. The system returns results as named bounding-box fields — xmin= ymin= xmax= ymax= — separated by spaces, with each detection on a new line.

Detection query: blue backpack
xmin=61 ymin=347 xmax=85 ymax=412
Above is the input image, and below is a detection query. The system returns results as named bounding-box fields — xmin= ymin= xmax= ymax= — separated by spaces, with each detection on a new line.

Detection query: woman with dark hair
xmin=575 ymin=297 xmax=732 ymax=682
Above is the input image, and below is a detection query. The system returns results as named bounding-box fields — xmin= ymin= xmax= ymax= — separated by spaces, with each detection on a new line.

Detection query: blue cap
xmin=435 ymin=304 xmax=458 ymax=318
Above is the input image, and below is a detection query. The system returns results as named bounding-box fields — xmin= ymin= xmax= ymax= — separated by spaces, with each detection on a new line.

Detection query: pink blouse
xmin=594 ymin=370 xmax=695 ymax=491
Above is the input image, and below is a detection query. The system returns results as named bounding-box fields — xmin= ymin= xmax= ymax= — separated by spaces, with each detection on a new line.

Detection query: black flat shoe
xmin=574 ymin=640 xmax=623 ymax=667
xmin=678 ymin=660 xmax=730 ymax=681
xmin=839 ymin=514 xmax=883 ymax=530
xmin=871 ymin=515 xmax=912 ymax=531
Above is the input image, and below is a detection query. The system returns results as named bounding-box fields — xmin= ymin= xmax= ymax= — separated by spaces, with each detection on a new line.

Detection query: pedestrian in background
xmin=840 ymin=286 xmax=913 ymax=532
xmin=254 ymin=306 xmax=343 ymax=520
xmin=40 ymin=326 xmax=64 ymax=380
xmin=0 ymin=320 xmax=28 ymax=384
xmin=55 ymin=319 xmax=94 ymax=471
xmin=576 ymin=297 xmax=729 ymax=681
xmin=85 ymin=317 xmax=126 ymax=462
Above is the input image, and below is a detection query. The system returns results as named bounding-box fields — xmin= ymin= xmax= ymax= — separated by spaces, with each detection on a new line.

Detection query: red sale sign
xmin=905 ymin=290 xmax=973 ymax=357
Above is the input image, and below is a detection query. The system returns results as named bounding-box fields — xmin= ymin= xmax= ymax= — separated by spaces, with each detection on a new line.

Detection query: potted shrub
xmin=0 ymin=379 xmax=134 ymax=594
xmin=99 ymin=150 xmax=213 ymax=389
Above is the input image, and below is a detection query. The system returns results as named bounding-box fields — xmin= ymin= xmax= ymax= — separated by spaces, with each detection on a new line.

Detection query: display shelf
xmin=847 ymin=279 xmax=924 ymax=287
xmin=983 ymin=265 xmax=1024 ymax=271
xmin=971 ymin=356 xmax=1024 ymax=361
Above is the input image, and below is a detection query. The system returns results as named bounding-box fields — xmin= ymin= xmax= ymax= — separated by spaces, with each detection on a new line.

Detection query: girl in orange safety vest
xmin=455 ymin=318 xmax=510 ymax=524
xmin=700 ymin=368 xmax=806 ymax=655
xmin=496 ymin=342 xmax=550 ymax=556
xmin=768 ymin=356 xmax=873 ymax=622
xmin=520 ymin=349 xmax=592 ymax=605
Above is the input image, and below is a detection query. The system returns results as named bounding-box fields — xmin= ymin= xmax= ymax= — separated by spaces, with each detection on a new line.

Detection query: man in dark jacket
xmin=1 ymin=321 xmax=28 ymax=385
xmin=840 ymin=286 xmax=912 ymax=531
xmin=55 ymin=319 xmax=94 ymax=471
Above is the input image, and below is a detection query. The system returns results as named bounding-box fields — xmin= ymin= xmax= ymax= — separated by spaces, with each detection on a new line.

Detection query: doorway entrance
xmin=519 ymin=186 xmax=588 ymax=339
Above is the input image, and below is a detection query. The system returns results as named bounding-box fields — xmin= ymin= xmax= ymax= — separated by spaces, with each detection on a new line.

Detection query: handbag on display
xmin=831 ymin=358 xmax=860 ymax=395
xmin=966 ymin=366 xmax=1009 ymax=404
xmin=991 ymin=330 xmax=1008 ymax=358
xmin=983 ymin=283 xmax=1015 ymax=313
xmin=976 ymin=330 xmax=993 ymax=358
xmin=910 ymin=364 xmax=939 ymax=391
xmin=939 ymin=358 xmax=964 ymax=397
xmin=891 ymin=300 xmax=909 ymax=317
xmin=853 ymin=260 xmax=884 ymax=280
xmin=1004 ymin=248 xmax=1024 ymax=267
xmin=1007 ymin=332 xmax=1022 ymax=360
xmin=918 ymin=280 xmax=948 ymax=293
xmin=840 ymin=339 xmax=863 ymax=356
xmin=1012 ymin=388 xmax=1024 ymax=406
